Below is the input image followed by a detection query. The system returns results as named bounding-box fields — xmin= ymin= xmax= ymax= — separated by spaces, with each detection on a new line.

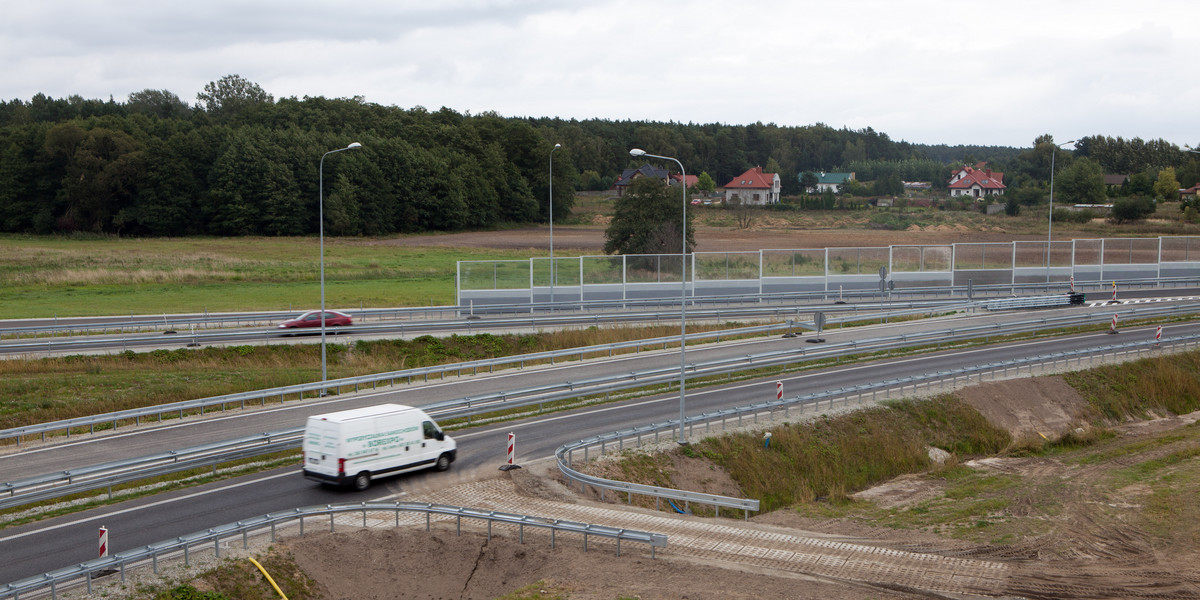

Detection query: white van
xmin=302 ymin=404 xmax=457 ymax=490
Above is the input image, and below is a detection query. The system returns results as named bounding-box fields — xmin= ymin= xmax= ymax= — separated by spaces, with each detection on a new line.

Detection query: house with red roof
xmin=723 ymin=166 xmax=781 ymax=205
xmin=948 ymin=162 xmax=1005 ymax=198
xmin=670 ymin=173 xmax=699 ymax=188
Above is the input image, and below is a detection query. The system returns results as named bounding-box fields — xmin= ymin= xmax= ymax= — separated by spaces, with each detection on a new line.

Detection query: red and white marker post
xmin=1109 ymin=313 xmax=1119 ymax=334
xmin=499 ymin=432 xmax=521 ymax=471
xmin=1112 ymin=281 xmax=1117 ymax=302
xmin=776 ymin=381 xmax=783 ymax=402
xmin=1156 ymin=325 xmax=1162 ymax=345
xmin=99 ymin=526 xmax=109 ymax=558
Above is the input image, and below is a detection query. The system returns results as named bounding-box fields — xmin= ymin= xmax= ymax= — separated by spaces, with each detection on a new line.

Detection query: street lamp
xmin=629 ymin=148 xmax=690 ymax=444
xmin=1047 ymin=139 xmax=1076 ymax=283
xmin=319 ymin=142 xmax=362 ymax=386
xmin=549 ymin=143 xmax=561 ymax=306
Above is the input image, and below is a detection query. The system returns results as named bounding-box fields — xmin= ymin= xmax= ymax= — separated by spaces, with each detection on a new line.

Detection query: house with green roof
xmin=801 ymin=172 xmax=855 ymax=194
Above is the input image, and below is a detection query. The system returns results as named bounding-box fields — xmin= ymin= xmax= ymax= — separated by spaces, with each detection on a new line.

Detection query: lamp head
xmin=347 ymin=142 xmax=362 ymax=150
xmin=554 ymin=143 xmax=561 ymax=149
xmin=629 ymin=148 xmax=646 ymax=157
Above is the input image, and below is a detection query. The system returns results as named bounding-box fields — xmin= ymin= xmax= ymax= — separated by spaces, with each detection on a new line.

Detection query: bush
xmin=1052 ymin=207 xmax=1095 ymax=224
xmin=1004 ymin=197 xmax=1020 ymax=216
xmin=1111 ymin=197 xmax=1156 ymax=223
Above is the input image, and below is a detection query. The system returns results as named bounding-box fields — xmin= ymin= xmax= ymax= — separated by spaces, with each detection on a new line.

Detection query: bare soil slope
xmin=276 ymin=377 xmax=1200 ymax=599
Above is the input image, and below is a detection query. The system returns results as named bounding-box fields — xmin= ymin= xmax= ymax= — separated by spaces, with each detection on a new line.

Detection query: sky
xmin=4 ymin=0 xmax=1198 ymax=149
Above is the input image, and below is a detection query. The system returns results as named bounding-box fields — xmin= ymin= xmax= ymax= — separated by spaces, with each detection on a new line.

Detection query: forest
xmin=0 ymin=74 xmax=1196 ymax=237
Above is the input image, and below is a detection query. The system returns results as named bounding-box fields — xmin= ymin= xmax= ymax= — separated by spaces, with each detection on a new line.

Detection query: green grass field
xmin=0 ymin=235 xmax=539 ymax=317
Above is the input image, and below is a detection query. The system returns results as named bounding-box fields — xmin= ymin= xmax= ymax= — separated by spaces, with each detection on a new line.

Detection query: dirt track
xmin=371 ymin=224 xmax=1039 ymax=253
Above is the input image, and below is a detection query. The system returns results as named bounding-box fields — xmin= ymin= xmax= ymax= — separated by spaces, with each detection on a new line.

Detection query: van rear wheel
xmin=435 ymin=453 xmax=451 ymax=471
xmin=352 ymin=472 xmax=371 ymax=491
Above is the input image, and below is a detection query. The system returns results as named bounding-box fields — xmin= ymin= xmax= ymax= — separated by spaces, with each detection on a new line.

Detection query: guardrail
xmin=0 ymin=302 xmax=977 ymax=446
xmin=0 ymin=430 xmax=302 ymax=510
xmin=7 ymin=313 xmax=1200 ymax=514
xmin=555 ymin=332 xmax=1200 ymax=519
xmin=0 ymin=291 xmax=956 ymax=339
xmin=4 ymin=300 xmax=1196 ymax=449
xmin=5 ymin=274 xmax=1194 ymax=340
xmin=0 ymin=297 xmax=965 ymax=357
xmin=4 ymin=302 xmax=1199 ymax=510
xmin=0 ymin=501 xmax=667 ymax=599
xmin=983 ymin=293 xmax=1083 ymax=311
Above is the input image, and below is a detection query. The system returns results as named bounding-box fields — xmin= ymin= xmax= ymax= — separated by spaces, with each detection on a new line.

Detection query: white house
xmin=948 ymin=163 xmax=1006 ymax=198
xmin=723 ymin=166 xmax=781 ymax=205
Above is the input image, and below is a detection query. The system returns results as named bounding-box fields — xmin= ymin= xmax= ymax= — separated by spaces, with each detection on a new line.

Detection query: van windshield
xmin=423 ymin=421 xmax=437 ymax=439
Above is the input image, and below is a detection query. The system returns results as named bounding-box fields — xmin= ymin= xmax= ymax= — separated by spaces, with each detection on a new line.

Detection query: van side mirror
xmin=435 ymin=430 xmax=444 ymax=441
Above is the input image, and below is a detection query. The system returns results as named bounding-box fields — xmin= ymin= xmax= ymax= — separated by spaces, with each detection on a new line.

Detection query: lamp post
xmin=1047 ymin=139 xmax=1076 ymax=283
xmin=549 ymin=143 xmax=561 ymax=306
xmin=319 ymin=142 xmax=362 ymax=386
xmin=629 ymin=148 xmax=689 ymax=444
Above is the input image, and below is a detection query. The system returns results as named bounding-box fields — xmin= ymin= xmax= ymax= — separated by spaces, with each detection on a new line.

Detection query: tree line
xmin=1 ymin=75 xmax=1196 ymax=237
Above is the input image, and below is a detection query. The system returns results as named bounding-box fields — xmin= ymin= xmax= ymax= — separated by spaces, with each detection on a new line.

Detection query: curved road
xmin=1 ymin=305 xmax=1197 ymax=583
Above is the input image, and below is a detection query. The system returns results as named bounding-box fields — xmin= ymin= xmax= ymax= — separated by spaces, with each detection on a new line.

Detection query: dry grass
xmin=0 ymin=323 xmax=754 ymax=429
xmin=692 ymin=395 xmax=1011 ymax=512
xmin=1064 ymin=351 xmax=1200 ymax=420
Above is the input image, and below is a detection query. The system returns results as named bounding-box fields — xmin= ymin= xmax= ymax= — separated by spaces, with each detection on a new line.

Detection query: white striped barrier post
xmin=99 ymin=526 xmax=108 ymax=558
xmin=776 ymin=381 xmax=782 ymax=402
xmin=500 ymin=432 xmax=520 ymax=471
xmin=1112 ymin=281 xmax=1117 ymax=301
xmin=1109 ymin=313 xmax=1119 ymax=334
xmin=1156 ymin=325 xmax=1162 ymax=344
xmin=1070 ymin=275 xmax=1075 ymax=292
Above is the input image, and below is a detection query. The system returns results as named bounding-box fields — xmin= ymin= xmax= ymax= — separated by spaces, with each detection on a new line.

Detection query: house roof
xmin=670 ymin=173 xmax=699 ymax=188
xmin=724 ymin=166 xmax=778 ymax=189
xmin=947 ymin=165 xmax=1006 ymax=190
xmin=1104 ymin=174 xmax=1131 ymax=186
xmin=805 ymin=172 xmax=854 ymax=185
xmin=614 ymin=164 xmax=670 ymax=187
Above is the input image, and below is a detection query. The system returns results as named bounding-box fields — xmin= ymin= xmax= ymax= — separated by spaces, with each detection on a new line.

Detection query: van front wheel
xmin=435 ymin=453 xmax=452 ymax=471
xmin=352 ymin=472 xmax=371 ymax=491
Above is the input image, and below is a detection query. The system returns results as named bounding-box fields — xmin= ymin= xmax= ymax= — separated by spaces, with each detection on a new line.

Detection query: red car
xmin=277 ymin=310 xmax=353 ymax=329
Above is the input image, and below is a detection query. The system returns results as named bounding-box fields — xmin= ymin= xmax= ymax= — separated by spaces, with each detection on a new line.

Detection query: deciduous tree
xmin=603 ymin=177 xmax=694 ymax=255
xmin=196 ymin=75 xmax=273 ymax=122
xmin=1154 ymin=166 xmax=1180 ymax=200
xmin=1056 ymin=157 xmax=1106 ymax=205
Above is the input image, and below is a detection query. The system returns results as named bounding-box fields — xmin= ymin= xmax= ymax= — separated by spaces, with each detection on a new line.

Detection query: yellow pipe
xmin=248 ymin=557 xmax=289 ymax=600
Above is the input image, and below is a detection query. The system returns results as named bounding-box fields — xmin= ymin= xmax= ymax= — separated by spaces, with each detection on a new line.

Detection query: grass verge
xmin=595 ymin=346 xmax=1200 ymax=549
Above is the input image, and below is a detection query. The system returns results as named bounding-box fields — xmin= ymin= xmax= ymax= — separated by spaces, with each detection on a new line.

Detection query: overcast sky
xmin=5 ymin=0 xmax=1198 ymax=149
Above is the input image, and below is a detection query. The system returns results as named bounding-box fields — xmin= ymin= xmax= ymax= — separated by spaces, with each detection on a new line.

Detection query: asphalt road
xmin=1 ymin=307 xmax=1197 ymax=583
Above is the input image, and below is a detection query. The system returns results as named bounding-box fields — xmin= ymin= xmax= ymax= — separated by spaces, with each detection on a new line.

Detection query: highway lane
xmin=3 ymin=301 xmax=1196 ymax=480
xmin=5 ymin=286 xmax=1196 ymax=357
xmin=2 ymin=319 xmax=1196 ymax=582
xmin=0 ymin=300 xmax=1160 ymax=479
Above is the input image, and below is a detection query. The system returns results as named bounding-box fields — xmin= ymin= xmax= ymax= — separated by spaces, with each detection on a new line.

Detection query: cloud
xmin=3 ymin=0 xmax=1198 ymax=148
